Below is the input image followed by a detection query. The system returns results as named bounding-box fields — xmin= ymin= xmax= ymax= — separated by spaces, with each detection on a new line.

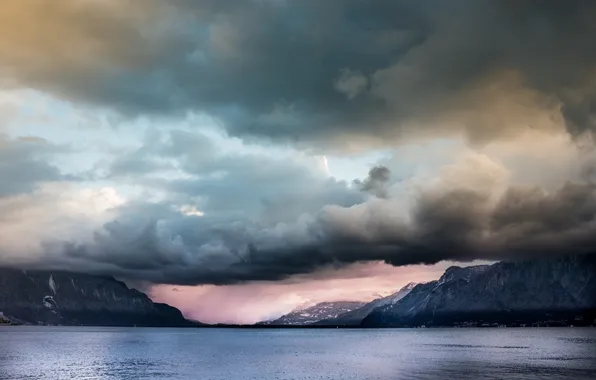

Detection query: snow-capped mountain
xmin=374 ymin=282 xmax=419 ymax=307
xmin=261 ymin=301 xmax=366 ymax=325
xmin=314 ymin=282 xmax=419 ymax=326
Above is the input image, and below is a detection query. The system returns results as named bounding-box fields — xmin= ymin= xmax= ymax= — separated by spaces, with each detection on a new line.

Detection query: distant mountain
xmin=362 ymin=255 xmax=596 ymax=327
xmin=0 ymin=268 xmax=197 ymax=327
xmin=315 ymin=282 xmax=419 ymax=326
xmin=260 ymin=301 xmax=366 ymax=325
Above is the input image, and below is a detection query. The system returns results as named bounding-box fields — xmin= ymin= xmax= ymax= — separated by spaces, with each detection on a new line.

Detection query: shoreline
xmin=3 ymin=324 xmax=595 ymax=329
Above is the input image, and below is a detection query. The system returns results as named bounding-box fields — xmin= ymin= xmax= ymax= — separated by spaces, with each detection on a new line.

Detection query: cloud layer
xmin=1 ymin=1 xmax=596 ymax=291
xmin=2 ymin=1 xmax=596 ymax=147
xmin=5 ymin=131 xmax=595 ymax=286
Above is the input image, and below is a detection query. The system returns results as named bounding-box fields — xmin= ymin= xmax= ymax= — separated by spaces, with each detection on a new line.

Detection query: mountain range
xmin=0 ymin=268 xmax=195 ymax=326
xmin=313 ymin=282 xmax=418 ymax=326
xmin=258 ymin=255 xmax=596 ymax=327
xmin=260 ymin=301 xmax=366 ymax=325
xmin=2 ymin=254 xmax=595 ymax=328
xmin=362 ymin=255 xmax=596 ymax=327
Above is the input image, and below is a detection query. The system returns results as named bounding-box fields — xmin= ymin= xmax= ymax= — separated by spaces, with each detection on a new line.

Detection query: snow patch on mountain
xmin=261 ymin=301 xmax=366 ymax=325
xmin=49 ymin=275 xmax=57 ymax=294
xmin=311 ymin=282 xmax=421 ymax=326
xmin=43 ymin=295 xmax=59 ymax=315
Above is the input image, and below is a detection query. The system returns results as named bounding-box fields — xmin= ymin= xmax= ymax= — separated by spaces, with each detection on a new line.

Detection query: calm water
xmin=0 ymin=327 xmax=595 ymax=380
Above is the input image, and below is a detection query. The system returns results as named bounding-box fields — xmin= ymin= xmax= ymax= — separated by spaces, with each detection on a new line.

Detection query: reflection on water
xmin=0 ymin=327 xmax=595 ymax=380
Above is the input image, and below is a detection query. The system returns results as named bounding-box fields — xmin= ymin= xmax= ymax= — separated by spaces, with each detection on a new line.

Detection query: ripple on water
xmin=0 ymin=327 xmax=594 ymax=380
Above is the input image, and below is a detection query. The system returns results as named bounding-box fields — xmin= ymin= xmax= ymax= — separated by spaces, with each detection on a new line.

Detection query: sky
xmin=1 ymin=0 xmax=596 ymax=324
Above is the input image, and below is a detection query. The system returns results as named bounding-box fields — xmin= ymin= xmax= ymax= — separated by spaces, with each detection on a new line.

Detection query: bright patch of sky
xmin=1 ymin=89 xmax=408 ymax=192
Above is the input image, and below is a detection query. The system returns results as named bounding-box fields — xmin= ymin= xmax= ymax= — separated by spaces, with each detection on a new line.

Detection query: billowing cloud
xmin=1 ymin=0 xmax=596 ymax=315
xmin=2 ymin=132 xmax=593 ymax=286
xmin=0 ymin=135 xmax=65 ymax=196
xmin=0 ymin=183 xmax=125 ymax=264
xmin=1 ymin=1 xmax=596 ymax=149
xmin=354 ymin=166 xmax=391 ymax=198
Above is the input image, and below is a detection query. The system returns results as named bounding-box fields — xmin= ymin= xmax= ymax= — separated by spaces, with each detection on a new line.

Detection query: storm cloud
xmin=0 ymin=135 xmax=66 ymax=197
xmin=354 ymin=166 xmax=391 ymax=198
xmin=25 ymin=150 xmax=596 ymax=285
xmin=1 ymin=1 xmax=596 ymax=288
xmin=1 ymin=0 xmax=596 ymax=148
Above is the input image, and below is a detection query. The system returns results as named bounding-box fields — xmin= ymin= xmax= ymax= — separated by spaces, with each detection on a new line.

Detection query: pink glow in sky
xmin=150 ymin=261 xmax=458 ymax=324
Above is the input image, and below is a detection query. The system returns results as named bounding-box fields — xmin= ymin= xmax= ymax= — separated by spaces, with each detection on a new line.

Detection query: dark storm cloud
xmin=3 ymin=1 xmax=596 ymax=146
xmin=30 ymin=176 xmax=596 ymax=285
xmin=4 ymin=1 xmax=596 ymax=286
xmin=6 ymin=129 xmax=593 ymax=286
xmin=354 ymin=166 xmax=391 ymax=198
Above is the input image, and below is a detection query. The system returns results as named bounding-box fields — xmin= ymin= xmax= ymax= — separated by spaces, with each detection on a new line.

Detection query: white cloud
xmin=180 ymin=205 xmax=205 ymax=217
xmin=0 ymin=184 xmax=125 ymax=263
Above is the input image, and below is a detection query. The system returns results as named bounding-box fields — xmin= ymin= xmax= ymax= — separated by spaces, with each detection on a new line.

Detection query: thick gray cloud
xmin=1 ymin=127 xmax=593 ymax=286
xmin=3 ymin=1 xmax=596 ymax=286
xmin=354 ymin=166 xmax=391 ymax=198
xmin=104 ymin=129 xmax=364 ymax=220
xmin=0 ymin=135 xmax=64 ymax=197
xmin=32 ymin=162 xmax=596 ymax=285
xmin=2 ymin=1 xmax=596 ymax=147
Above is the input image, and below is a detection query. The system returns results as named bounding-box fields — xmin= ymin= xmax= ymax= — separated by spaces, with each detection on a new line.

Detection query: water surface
xmin=1 ymin=327 xmax=595 ymax=379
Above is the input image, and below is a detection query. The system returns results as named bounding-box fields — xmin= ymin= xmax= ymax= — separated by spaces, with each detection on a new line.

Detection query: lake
xmin=0 ymin=327 xmax=595 ymax=379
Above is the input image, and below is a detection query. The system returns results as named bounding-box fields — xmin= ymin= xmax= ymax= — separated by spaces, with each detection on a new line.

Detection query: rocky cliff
xmin=362 ymin=255 xmax=596 ymax=327
xmin=0 ymin=268 xmax=193 ymax=326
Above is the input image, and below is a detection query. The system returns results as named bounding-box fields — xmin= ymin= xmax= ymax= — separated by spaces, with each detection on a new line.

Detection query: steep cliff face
xmin=0 ymin=268 xmax=192 ymax=326
xmin=315 ymin=282 xmax=419 ymax=326
xmin=362 ymin=255 xmax=596 ymax=327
